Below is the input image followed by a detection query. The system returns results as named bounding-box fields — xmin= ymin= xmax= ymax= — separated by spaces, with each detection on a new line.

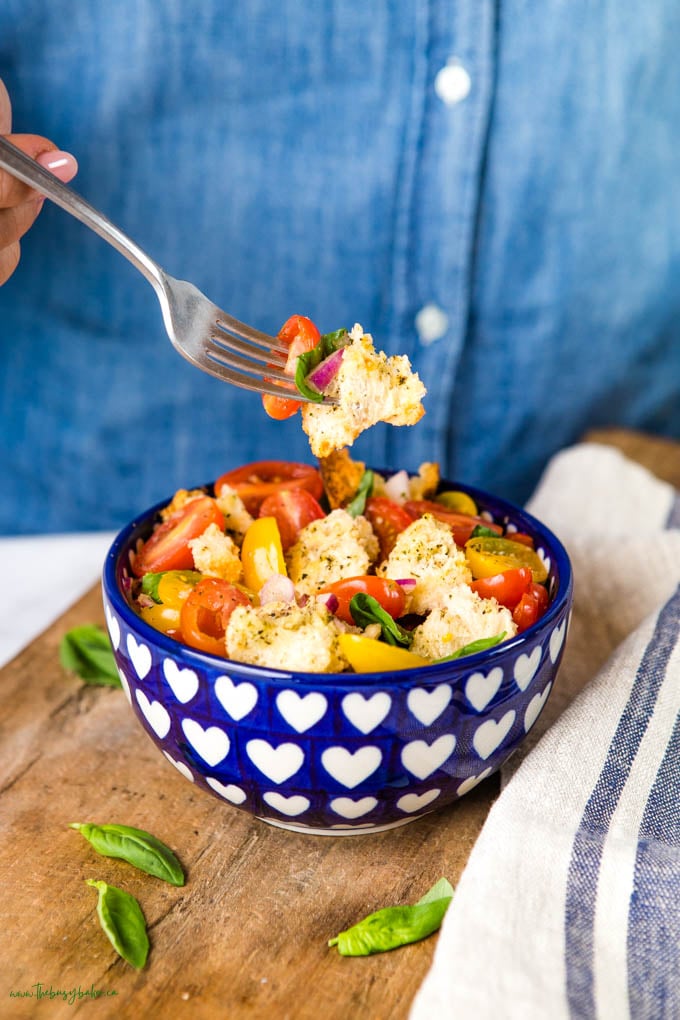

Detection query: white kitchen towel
xmin=410 ymin=442 xmax=680 ymax=1020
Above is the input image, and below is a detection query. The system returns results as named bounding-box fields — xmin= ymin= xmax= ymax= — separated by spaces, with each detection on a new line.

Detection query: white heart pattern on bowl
xmin=127 ymin=634 xmax=152 ymax=680
xmin=263 ymin=792 xmax=310 ymax=816
xmin=550 ymin=619 xmax=567 ymax=663
xmin=135 ymin=689 xmax=171 ymax=738
xmin=246 ymin=739 xmax=304 ymax=784
xmin=341 ymin=692 xmax=391 ymax=734
xmin=465 ymin=667 xmax=504 ymax=712
xmin=473 ymin=710 xmax=516 ymax=760
xmin=513 ymin=646 xmax=542 ymax=692
xmin=276 ymin=690 xmax=327 ymax=733
xmin=104 ymin=603 xmax=120 ymax=650
xmin=401 ymin=735 xmax=456 ymax=780
xmin=330 ymin=796 xmax=378 ymax=819
xmin=162 ymin=751 xmax=194 ymax=783
xmin=214 ymin=675 xmax=258 ymax=721
xmin=524 ymin=682 xmax=553 ymax=732
xmin=181 ymin=719 xmax=230 ymax=767
xmin=396 ymin=788 xmax=441 ymax=813
xmin=206 ymin=777 xmax=247 ymax=804
xmin=456 ymin=768 xmax=492 ymax=796
xmin=321 ymin=746 xmax=382 ymax=788
xmin=117 ymin=667 xmax=132 ymax=704
xmin=162 ymin=658 xmax=199 ymax=704
xmin=407 ymin=684 xmax=452 ymax=726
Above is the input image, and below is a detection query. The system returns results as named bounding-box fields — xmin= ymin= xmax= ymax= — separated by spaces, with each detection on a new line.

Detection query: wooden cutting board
xmin=1 ymin=428 xmax=677 ymax=1019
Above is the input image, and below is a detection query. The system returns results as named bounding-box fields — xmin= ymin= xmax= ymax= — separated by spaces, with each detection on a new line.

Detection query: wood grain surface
xmin=1 ymin=428 xmax=676 ymax=1019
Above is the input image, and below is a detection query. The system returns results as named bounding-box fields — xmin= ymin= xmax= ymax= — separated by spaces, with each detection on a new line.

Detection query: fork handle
xmin=0 ymin=136 xmax=165 ymax=291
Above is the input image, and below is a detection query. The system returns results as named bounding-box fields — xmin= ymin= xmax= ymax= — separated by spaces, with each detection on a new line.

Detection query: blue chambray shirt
xmin=1 ymin=1 xmax=679 ymax=534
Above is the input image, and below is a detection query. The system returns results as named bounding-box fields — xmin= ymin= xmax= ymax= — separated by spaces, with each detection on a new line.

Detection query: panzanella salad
xmin=129 ymin=450 xmax=550 ymax=674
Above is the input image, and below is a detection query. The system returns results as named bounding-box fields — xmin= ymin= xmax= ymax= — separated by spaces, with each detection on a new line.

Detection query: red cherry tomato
xmin=262 ymin=315 xmax=321 ymax=420
xmin=507 ymin=532 xmax=535 ymax=548
xmin=512 ymin=583 xmax=550 ymax=633
xmin=364 ymin=497 xmax=414 ymax=560
xmin=317 ymin=575 xmax=407 ymax=625
xmin=133 ymin=496 xmax=225 ymax=577
xmin=470 ymin=567 xmax=533 ymax=609
xmin=258 ymin=488 xmax=325 ymax=551
xmin=179 ymin=577 xmax=251 ymax=656
xmin=403 ymin=500 xmax=503 ymax=546
xmin=215 ymin=460 xmax=324 ymax=515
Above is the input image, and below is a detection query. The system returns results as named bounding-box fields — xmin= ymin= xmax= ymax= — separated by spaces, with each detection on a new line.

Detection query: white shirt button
xmin=434 ymin=59 xmax=471 ymax=106
xmin=415 ymin=304 xmax=449 ymax=345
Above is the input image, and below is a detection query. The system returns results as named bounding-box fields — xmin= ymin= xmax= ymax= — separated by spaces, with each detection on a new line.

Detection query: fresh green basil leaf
xmin=140 ymin=572 xmax=164 ymax=603
xmin=470 ymin=524 xmax=500 ymax=539
xmin=320 ymin=327 xmax=348 ymax=351
xmin=71 ymin=822 xmax=185 ymax=886
xmin=86 ymin=879 xmax=149 ymax=970
xmin=328 ymin=877 xmax=454 ymax=956
xmin=433 ymin=632 xmax=506 ymax=663
xmin=349 ymin=593 xmax=413 ymax=648
xmin=59 ymin=625 xmax=121 ymax=688
xmin=345 ymin=470 xmax=374 ymax=518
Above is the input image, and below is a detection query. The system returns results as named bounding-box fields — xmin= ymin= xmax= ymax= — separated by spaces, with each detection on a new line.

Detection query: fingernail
xmin=36 ymin=150 xmax=78 ymax=181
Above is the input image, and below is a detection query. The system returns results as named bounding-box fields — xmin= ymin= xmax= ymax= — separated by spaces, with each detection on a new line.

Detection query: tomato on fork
xmin=262 ymin=314 xmax=321 ymax=420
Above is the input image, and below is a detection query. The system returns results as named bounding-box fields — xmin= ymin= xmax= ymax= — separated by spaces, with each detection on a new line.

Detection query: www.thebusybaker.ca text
xmin=9 ymin=983 xmax=118 ymax=1005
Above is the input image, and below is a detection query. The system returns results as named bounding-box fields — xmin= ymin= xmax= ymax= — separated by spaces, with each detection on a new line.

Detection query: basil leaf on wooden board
xmin=71 ymin=823 xmax=185 ymax=886
xmin=433 ymin=632 xmax=507 ymax=663
xmin=59 ymin=625 xmax=120 ymax=687
xmin=86 ymin=879 xmax=150 ymax=970
xmin=349 ymin=592 xmax=413 ymax=647
xmin=345 ymin=470 xmax=374 ymax=518
xmin=328 ymin=878 xmax=454 ymax=956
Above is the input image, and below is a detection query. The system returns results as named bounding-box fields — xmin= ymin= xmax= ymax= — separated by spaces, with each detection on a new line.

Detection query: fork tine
xmin=213 ymin=311 xmax=290 ymax=356
xmin=208 ymin=329 xmax=287 ymax=369
xmin=204 ymin=336 xmax=295 ymax=385
xmin=199 ymin=348 xmax=330 ymax=403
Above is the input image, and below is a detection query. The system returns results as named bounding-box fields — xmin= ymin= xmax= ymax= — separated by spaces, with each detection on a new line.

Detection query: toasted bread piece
xmin=409 ymin=462 xmax=440 ymax=501
xmin=318 ymin=448 xmax=367 ymax=509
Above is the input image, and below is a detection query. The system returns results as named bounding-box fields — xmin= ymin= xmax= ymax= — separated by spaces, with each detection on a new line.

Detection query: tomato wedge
xmin=403 ymin=500 xmax=503 ymax=546
xmin=464 ymin=536 xmax=549 ymax=583
xmin=241 ymin=516 xmax=287 ymax=592
xmin=512 ymin=583 xmax=550 ymax=633
xmin=258 ymin=488 xmax=325 ymax=551
xmin=133 ymin=496 xmax=225 ymax=577
xmin=470 ymin=567 xmax=533 ymax=609
xmin=179 ymin=577 xmax=251 ymax=656
xmin=215 ymin=460 xmax=324 ymax=515
xmin=317 ymin=576 xmax=406 ymax=625
xmin=364 ymin=497 xmax=414 ymax=560
xmin=262 ymin=314 xmax=321 ymax=420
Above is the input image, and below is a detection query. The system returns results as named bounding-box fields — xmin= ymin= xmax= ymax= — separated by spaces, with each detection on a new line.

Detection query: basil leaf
xmin=349 ymin=593 xmax=413 ymax=648
xmin=59 ymin=625 xmax=121 ymax=688
xmin=328 ymin=877 xmax=454 ymax=956
xmin=71 ymin=822 xmax=185 ymax=886
xmin=294 ymin=327 xmax=348 ymax=401
xmin=470 ymin=524 xmax=500 ymax=539
xmin=86 ymin=879 xmax=149 ymax=970
xmin=345 ymin=470 xmax=374 ymax=517
xmin=433 ymin=632 xmax=506 ymax=663
xmin=140 ymin=572 xmax=164 ymax=603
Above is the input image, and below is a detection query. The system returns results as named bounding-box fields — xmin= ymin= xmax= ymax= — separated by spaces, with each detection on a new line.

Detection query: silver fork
xmin=0 ymin=136 xmax=333 ymax=403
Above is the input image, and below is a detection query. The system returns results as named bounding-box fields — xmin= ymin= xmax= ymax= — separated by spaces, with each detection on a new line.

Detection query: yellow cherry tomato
xmin=338 ymin=633 xmax=429 ymax=673
xmin=435 ymin=490 xmax=478 ymax=516
xmin=139 ymin=569 xmax=201 ymax=634
xmin=464 ymin=536 xmax=548 ymax=583
xmin=241 ymin=516 xmax=287 ymax=592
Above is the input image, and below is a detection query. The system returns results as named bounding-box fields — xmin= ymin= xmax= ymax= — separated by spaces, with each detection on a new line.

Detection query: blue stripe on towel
xmin=666 ymin=492 xmax=680 ymax=530
xmin=565 ymin=585 xmax=680 ymax=1019
xmin=627 ymin=712 xmax=680 ymax=1018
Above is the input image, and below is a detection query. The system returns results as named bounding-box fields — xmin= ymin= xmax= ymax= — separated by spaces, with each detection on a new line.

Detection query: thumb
xmin=0 ymin=134 xmax=78 ymax=207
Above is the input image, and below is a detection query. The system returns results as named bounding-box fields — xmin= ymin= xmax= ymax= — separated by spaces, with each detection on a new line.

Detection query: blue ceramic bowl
xmin=102 ymin=475 xmax=573 ymax=836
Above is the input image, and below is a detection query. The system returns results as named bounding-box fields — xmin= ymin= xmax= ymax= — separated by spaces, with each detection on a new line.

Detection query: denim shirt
xmin=1 ymin=1 xmax=679 ymax=533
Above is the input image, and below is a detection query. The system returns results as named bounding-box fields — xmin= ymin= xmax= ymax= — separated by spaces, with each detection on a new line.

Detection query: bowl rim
xmin=103 ymin=473 xmax=573 ymax=687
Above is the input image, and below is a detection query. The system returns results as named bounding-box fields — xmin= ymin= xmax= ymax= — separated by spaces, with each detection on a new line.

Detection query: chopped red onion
xmin=395 ymin=578 xmax=417 ymax=592
xmin=316 ymin=592 xmax=339 ymax=614
xmin=259 ymin=574 xmax=296 ymax=605
xmin=306 ymin=348 xmax=345 ymax=392
xmin=384 ymin=470 xmax=410 ymax=504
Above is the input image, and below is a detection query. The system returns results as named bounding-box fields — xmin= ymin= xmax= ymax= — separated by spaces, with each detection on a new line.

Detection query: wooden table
xmin=1 ymin=429 xmax=677 ymax=1019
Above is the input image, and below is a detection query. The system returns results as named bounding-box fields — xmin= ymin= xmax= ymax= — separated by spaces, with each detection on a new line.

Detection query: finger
xmin=0 ymin=79 xmax=11 ymax=133
xmin=0 ymin=197 xmax=44 ymax=248
xmin=0 ymin=134 xmax=78 ymax=207
xmin=0 ymin=240 xmax=20 ymax=286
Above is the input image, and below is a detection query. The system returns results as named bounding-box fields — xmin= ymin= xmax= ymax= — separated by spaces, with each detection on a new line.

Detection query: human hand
xmin=1 ymin=78 xmax=78 ymax=285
